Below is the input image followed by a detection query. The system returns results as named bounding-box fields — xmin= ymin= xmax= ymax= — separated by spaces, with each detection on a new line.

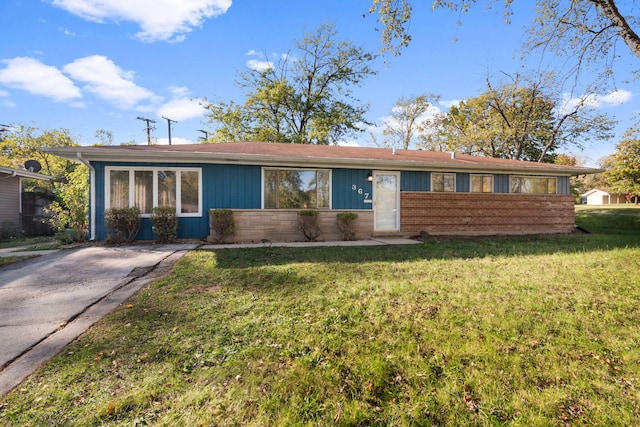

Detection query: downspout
xmin=76 ymin=152 xmax=96 ymax=241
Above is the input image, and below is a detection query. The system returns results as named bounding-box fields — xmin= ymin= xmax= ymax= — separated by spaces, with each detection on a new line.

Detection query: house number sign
xmin=351 ymin=184 xmax=372 ymax=204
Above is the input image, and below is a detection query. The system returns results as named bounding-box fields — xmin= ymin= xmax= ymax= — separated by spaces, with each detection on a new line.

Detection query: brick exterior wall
xmin=209 ymin=210 xmax=374 ymax=243
xmin=401 ymin=192 xmax=576 ymax=236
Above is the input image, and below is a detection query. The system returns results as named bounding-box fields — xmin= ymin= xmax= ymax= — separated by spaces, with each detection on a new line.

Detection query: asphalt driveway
xmin=0 ymin=243 xmax=198 ymax=395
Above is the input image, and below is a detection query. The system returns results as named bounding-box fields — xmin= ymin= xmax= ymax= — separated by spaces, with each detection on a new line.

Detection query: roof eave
xmin=41 ymin=147 xmax=602 ymax=176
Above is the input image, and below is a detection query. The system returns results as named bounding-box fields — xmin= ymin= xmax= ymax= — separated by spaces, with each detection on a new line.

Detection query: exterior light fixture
xmin=367 ymin=172 xmax=373 ymax=182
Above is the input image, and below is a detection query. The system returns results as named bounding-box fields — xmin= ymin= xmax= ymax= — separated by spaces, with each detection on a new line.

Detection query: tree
xmin=369 ymin=1 xmax=639 ymax=82
xmin=380 ymin=94 xmax=440 ymax=149
xmin=0 ymin=125 xmax=78 ymax=190
xmin=605 ymin=120 xmax=640 ymax=202
xmin=203 ymin=22 xmax=377 ymax=144
xmin=0 ymin=125 xmax=89 ymax=238
xmin=420 ymin=74 xmax=615 ymax=161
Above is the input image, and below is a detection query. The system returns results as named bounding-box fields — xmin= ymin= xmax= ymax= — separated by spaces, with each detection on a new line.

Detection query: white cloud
xmin=63 ymin=55 xmax=159 ymax=109
xmin=559 ymin=89 xmax=633 ymax=114
xmin=246 ymin=59 xmax=273 ymax=72
xmin=338 ymin=140 xmax=361 ymax=147
xmin=157 ymin=96 xmax=206 ymax=121
xmin=58 ymin=27 xmax=76 ymax=36
xmin=156 ymin=137 xmax=195 ymax=145
xmin=0 ymin=57 xmax=82 ymax=102
xmin=598 ymin=89 xmax=633 ymax=105
xmin=51 ymin=0 xmax=232 ymax=42
xmin=440 ymin=99 xmax=462 ymax=109
xmin=244 ymin=51 xmax=290 ymax=72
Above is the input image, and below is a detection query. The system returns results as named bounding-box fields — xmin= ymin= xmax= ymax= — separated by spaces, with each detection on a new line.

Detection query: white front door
xmin=373 ymin=171 xmax=400 ymax=231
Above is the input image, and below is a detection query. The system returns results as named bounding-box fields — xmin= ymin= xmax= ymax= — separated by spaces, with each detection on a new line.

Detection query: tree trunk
xmin=592 ymin=0 xmax=640 ymax=60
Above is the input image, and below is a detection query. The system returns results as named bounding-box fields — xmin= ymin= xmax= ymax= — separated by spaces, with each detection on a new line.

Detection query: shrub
xmin=298 ymin=210 xmax=321 ymax=241
xmin=336 ymin=212 xmax=358 ymax=241
xmin=151 ymin=207 xmax=178 ymax=243
xmin=209 ymin=209 xmax=235 ymax=243
xmin=0 ymin=221 xmax=21 ymax=242
xmin=104 ymin=207 xmax=140 ymax=244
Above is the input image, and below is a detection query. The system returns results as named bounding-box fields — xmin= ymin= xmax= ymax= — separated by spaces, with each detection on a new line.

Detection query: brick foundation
xmin=209 ymin=210 xmax=374 ymax=243
xmin=400 ymin=192 xmax=576 ymax=236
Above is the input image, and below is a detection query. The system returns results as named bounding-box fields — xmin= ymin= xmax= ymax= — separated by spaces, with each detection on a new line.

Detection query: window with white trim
xmin=471 ymin=174 xmax=493 ymax=193
xmin=432 ymin=173 xmax=456 ymax=192
xmin=263 ymin=168 xmax=331 ymax=209
xmin=510 ymin=176 xmax=557 ymax=194
xmin=106 ymin=167 xmax=202 ymax=216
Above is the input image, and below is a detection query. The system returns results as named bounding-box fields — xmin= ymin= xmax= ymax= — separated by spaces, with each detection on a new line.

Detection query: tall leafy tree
xmin=605 ymin=120 xmax=640 ymax=201
xmin=380 ymin=94 xmax=440 ymax=150
xmin=420 ymin=74 xmax=615 ymax=161
xmin=204 ymin=22 xmax=377 ymax=144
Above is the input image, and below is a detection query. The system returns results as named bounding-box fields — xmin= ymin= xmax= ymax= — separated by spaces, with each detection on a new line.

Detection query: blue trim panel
xmin=456 ymin=173 xmax=470 ymax=192
xmin=332 ymin=169 xmax=373 ymax=210
xmin=401 ymin=171 xmax=429 ymax=191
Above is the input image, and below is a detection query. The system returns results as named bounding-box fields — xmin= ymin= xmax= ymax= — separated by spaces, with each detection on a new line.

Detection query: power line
xmin=136 ymin=116 xmax=156 ymax=145
xmin=162 ymin=116 xmax=178 ymax=145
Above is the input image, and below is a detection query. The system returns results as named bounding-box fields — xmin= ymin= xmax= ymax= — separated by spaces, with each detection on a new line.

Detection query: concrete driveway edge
xmin=0 ymin=247 xmax=194 ymax=397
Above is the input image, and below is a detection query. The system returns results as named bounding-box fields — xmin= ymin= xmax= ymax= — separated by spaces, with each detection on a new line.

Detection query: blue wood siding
xmin=494 ymin=174 xmax=510 ymax=193
xmin=91 ymin=161 xmax=574 ymax=240
xmin=92 ymin=161 xmax=261 ymax=240
xmin=401 ymin=171 xmax=429 ymax=191
xmin=456 ymin=173 xmax=470 ymax=192
xmin=332 ymin=169 xmax=373 ymax=210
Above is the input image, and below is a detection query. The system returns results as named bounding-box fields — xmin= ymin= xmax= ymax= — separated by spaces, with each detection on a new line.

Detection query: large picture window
xmin=432 ymin=173 xmax=456 ymax=192
xmin=471 ymin=174 xmax=493 ymax=193
xmin=264 ymin=168 xmax=330 ymax=209
xmin=106 ymin=167 xmax=202 ymax=216
xmin=510 ymin=176 xmax=557 ymax=194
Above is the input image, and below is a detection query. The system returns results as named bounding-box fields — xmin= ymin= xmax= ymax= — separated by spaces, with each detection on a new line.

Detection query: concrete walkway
xmin=0 ymin=244 xmax=197 ymax=396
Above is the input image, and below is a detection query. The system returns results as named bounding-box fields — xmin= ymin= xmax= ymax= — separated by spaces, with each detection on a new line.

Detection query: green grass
xmin=0 ymin=236 xmax=58 ymax=249
xmin=1 ymin=209 xmax=639 ymax=426
xmin=0 ymin=255 xmax=38 ymax=267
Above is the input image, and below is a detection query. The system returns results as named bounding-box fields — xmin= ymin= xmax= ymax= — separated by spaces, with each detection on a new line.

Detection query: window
xmin=432 ymin=173 xmax=456 ymax=192
xmin=264 ymin=168 xmax=331 ymax=209
xmin=106 ymin=167 xmax=201 ymax=216
xmin=471 ymin=174 xmax=493 ymax=193
xmin=510 ymin=176 xmax=557 ymax=194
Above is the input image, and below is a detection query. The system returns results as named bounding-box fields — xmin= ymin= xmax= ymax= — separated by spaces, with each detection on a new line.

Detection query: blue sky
xmin=0 ymin=0 xmax=638 ymax=166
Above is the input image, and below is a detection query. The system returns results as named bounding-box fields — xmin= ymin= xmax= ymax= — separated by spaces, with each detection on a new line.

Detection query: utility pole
xmin=162 ymin=116 xmax=178 ymax=145
xmin=197 ymin=129 xmax=210 ymax=142
xmin=136 ymin=116 xmax=156 ymax=145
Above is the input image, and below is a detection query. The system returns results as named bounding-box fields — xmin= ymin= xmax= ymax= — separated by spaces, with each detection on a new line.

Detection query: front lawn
xmin=1 ymin=209 xmax=639 ymax=426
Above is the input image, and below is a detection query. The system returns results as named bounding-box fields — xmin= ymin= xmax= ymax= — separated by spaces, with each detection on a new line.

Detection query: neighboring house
xmin=44 ymin=142 xmax=601 ymax=242
xmin=581 ymin=189 xmax=629 ymax=205
xmin=0 ymin=166 xmax=52 ymax=234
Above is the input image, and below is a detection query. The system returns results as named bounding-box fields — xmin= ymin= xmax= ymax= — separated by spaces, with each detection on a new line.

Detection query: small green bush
xmin=0 ymin=221 xmax=21 ymax=242
xmin=209 ymin=209 xmax=235 ymax=243
xmin=104 ymin=207 xmax=141 ymax=244
xmin=151 ymin=207 xmax=178 ymax=243
xmin=336 ymin=212 xmax=358 ymax=241
xmin=298 ymin=210 xmax=321 ymax=241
